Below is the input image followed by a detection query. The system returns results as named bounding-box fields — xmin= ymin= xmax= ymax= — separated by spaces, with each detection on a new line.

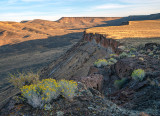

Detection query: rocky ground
xmin=87 ymin=43 xmax=160 ymax=115
xmin=0 ymin=82 xmax=138 ymax=116
xmin=1 ymin=42 xmax=160 ymax=116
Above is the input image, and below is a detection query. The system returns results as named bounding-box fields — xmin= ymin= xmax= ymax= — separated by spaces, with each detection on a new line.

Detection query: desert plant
xmin=58 ymin=79 xmax=78 ymax=100
xmin=108 ymin=58 xmax=117 ymax=63
xmin=114 ymin=78 xmax=128 ymax=89
xmin=119 ymin=52 xmax=128 ymax=59
xmin=21 ymin=78 xmax=78 ymax=108
xmin=94 ymin=59 xmax=108 ymax=68
xmin=21 ymin=78 xmax=60 ymax=108
xmin=8 ymin=71 xmax=39 ymax=89
xmin=131 ymin=69 xmax=145 ymax=81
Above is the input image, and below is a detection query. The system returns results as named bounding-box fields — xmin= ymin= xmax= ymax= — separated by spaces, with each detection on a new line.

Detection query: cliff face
xmin=83 ymin=32 xmax=121 ymax=54
xmin=40 ymin=32 xmax=121 ymax=80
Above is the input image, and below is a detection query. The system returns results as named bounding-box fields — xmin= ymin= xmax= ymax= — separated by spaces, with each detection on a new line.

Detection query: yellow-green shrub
xmin=108 ymin=58 xmax=117 ymax=64
xmin=94 ymin=59 xmax=108 ymax=68
xmin=58 ymin=79 xmax=78 ymax=100
xmin=119 ymin=52 xmax=128 ymax=59
xmin=21 ymin=79 xmax=60 ymax=108
xmin=8 ymin=71 xmax=39 ymax=89
xmin=21 ymin=79 xmax=78 ymax=108
xmin=131 ymin=69 xmax=145 ymax=81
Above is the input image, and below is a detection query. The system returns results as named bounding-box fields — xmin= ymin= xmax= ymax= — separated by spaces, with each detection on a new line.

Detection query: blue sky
xmin=1 ymin=0 xmax=160 ymax=22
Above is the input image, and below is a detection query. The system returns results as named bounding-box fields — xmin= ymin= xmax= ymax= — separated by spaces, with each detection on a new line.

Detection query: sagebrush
xmin=58 ymin=79 xmax=78 ymax=100
xmin=131 ymin=69 xmax=145 ymax=81
xmin=8 ymin=71 xmax=39 ymax=89
xmin=21 ymin=78 xmax=77 ymax=108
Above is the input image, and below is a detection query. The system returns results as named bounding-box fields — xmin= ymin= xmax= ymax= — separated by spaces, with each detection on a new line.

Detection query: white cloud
xmin=94 ymin=4 xmax=128 ymax=9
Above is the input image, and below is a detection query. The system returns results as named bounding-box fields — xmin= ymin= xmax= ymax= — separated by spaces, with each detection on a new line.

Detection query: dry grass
xmin=86 ymin=20 xmax=160 ymax=39
xmin=8 ymin=71 xmax=39 ymax=89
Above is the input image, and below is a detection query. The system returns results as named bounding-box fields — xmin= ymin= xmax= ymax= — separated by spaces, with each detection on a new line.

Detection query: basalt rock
xmin=40 ymin=32 xmax=122 ymax=80
xmin=102 ymin=56 xmax=160 ymax=115
xmin=79 ymin=74 xmax=103 ymax=92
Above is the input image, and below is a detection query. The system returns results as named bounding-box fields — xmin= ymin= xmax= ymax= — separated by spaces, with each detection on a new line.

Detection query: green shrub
xmin=119 ymin=52 xmax=128 ymax=59
xmin=94 ymin=59 xmax=108 ymax=68
xmin=8 ymin=71 xmax=39 ymax=89
xmin=131 ymin=69 xmax=145 ymax=81
xmin=114 ymin=78 xmax=128 ymax=89
xmin=108 ymin=58 xmax=117 ymax=63
xmin=21 ymin=79 xmax=60 ymax=108
xmin=21 ymin=79 xmax=78 ymax=108
xmin=58 ymin=79 xmax=78 ymax=100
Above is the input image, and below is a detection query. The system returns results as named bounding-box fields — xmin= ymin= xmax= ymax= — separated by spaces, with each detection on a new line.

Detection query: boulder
xmin=77 ymin=74 xmax=104 ymax=92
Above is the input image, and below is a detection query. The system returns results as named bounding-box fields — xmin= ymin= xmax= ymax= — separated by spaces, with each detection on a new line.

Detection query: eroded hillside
xmin=0 ymin=17 xmax=121 ymax=46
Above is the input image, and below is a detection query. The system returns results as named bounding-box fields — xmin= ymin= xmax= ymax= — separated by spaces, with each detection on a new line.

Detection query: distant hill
xmin=0 ymin=13 xmax=160 ymax=46
xmin=96 ymin=13 xmax=160 ymax=27
xmin=0 ymin=17 xmax=121 ymax=46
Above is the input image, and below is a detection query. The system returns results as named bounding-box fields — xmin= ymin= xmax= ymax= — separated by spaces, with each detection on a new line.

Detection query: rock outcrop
xmin=40 ymin=32 xmax=122 ymax=80
xmin=72 ymin=74 xmax=104 ymax=92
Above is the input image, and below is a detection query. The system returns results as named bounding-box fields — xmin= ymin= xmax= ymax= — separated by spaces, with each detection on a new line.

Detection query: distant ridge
xmin=0 ymin=13 xmax=160 ymax=46
xmin=0 ymin=17 xmax=121 ymax=46
xmin=97 ymin=13 xmax=160 ymax=26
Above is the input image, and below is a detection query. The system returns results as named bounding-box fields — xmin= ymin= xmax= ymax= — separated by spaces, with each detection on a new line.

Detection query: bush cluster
xmin=94 ymin=59 xmax=108 ymax=68
xmin=119 ymin=52 xmax=128 ymax=59
xmin=8 ymin=71 xmax=39 ymax=89
xmin=108 ymin=58 xmax=117 ymax=64
xmin=58 ymin=79 xmax=78 ymax=100
xmin=131 ymin=69 xmax=145 ymax=81
xmin=21 ymin=79 xmax=77 ymax=108
xmin=94 ymin=58 xmax=117 ymax=68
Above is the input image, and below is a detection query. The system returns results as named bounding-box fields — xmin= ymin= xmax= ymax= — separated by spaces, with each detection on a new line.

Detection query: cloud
xmin=94 ymin=4 xmax=128 ymax=9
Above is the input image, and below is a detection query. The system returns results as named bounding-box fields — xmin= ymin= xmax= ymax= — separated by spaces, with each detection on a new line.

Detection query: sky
xmin=0 ymin=0 xmax=160 ymax=22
